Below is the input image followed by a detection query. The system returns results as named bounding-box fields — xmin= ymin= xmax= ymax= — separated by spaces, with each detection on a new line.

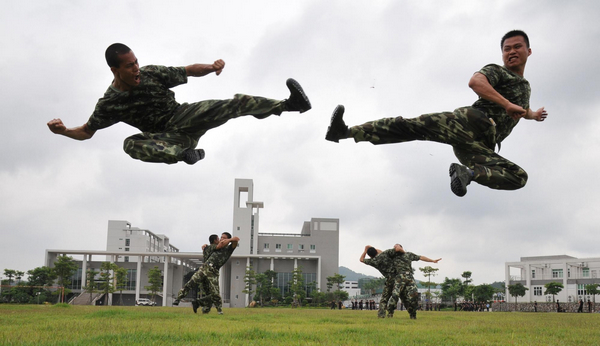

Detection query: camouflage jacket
xmin=203 ymin=244 xmax=217 ymax=262
xmin=393 ymin=251 xmax=421 ymax=275
xmin=470 ymin=63 xmax=531 ymax=145
xmin=206 ymin=243 xmax=237 ymax=270
xmin=87 ymin=65 xmax=188 ymax=133
xmin=363 ymin=249 xmax=398 ymax=278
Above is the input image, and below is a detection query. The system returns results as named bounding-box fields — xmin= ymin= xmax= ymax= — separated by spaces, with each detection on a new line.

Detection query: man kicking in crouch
xmin=326 ymin=30 xmax=547 ymax=196
xmin=174 ymin=232 xmax=239 ymax=314
xmin=48 ymin=43 xmax=311 ymax=165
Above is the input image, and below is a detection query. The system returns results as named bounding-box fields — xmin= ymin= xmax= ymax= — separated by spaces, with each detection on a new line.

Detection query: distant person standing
xmin=578 ymin=299 xmax=583 ymax=313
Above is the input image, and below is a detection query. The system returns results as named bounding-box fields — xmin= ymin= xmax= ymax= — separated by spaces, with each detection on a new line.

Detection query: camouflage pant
xmin=176 ymin=264 xmax=222 ymax=313
xmin=387 ymin=273 xmax=419 ymax=316
xmin=378 ymin=276 xmax=394 ymax=317
xmin=123 ymin=94 xmax=285 ymax=164
xmin=349 ymin=107 xmax=528 ymax=190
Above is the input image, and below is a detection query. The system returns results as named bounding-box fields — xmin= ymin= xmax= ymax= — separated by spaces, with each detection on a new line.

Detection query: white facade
xmin=505 ymin=255 xmax=600 ymax=303
xmin=225 ymin=179 xmax=339 ymax=308
xmin=44 ymin=179 xmax=340 ymax=308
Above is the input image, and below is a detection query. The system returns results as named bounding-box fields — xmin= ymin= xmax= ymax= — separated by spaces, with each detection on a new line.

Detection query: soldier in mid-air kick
xmin=325 ymin=30 xmax=547 ymax=196
xmin=48 ymin=43 xmax=311 ymax=165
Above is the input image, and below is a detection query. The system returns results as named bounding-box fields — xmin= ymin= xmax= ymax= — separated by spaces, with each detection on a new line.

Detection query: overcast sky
xmin=1 ymin=0 xmax=599 ymax=286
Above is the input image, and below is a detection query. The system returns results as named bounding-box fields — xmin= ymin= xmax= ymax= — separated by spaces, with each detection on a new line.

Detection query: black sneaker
xmin=449 ymin=163 xmax=473 ymax=197
xmin=192 ymin=300 xmax=200 ymax=314
xmin=285 ymin=78 xmax=311 ymax=113
xmin=325 ymin=105 xmax=348 ymax=143
xmin=182 ymin=149 xmax=205 ymax=165
xmin=410 ymin=313 xmax=416 ymax=320
xmin=172 ymin=300 xmax=180 ymax=306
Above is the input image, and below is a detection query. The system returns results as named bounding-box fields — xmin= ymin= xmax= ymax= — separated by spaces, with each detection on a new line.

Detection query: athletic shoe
xmin=172 ymin=300 xmax=179 ymax=306
xmin=449 ymin=163 xmax=473 ymax=197
xmin=285 ymin=78 xmax=311 ymax=113
xmin=182 ymin=149 xmax=205 ymax=165
xmin=410 ymin=313 xmax=417 ymax=320
xmin=192 ymin=300 xmax=200 ymax=314
xmin=325 ymin=105 xmax=348 ymax=143
xmin=218 ymin=311 xmax=224 ymax=315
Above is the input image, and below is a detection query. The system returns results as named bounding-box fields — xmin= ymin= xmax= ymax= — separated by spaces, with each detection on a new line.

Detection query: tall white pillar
xmin=136 ymin=256 xmax=143 ymax=300
xmin=163 ymin=256 xmax=169 ymax=307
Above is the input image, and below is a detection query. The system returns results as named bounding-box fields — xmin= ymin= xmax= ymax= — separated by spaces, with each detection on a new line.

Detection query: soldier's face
xmin=112 ymin=51 xmax=140 ymax=88
xmin=502 ymin=36 xmax=531 ymax=72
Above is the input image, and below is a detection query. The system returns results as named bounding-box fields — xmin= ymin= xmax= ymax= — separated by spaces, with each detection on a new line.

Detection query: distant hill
xmin=338 ymin=266 xmax=376 ymax=281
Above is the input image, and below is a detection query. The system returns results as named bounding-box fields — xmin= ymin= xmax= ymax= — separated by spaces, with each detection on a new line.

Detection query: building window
xmin=583 ymin=268 xmax=590 ymax=278
xmin=310 ymin=244 xmax=316 ymax=253
xmin=264 ymin=243 xmax=270 ymax=252
xmin=577 ymin=284 xmax=587 ymax=296
xmin=124 ymin=256 xmax=129 ymax=262
xmin=236 ymin=276 xmax=239 ymax=280
xmin=298 ymin=244 xmax=304 ymax=250
xmin=276 ymin=244 xmax=282 ymax=252
xmin=531 ymin=269 xmax=535 ymax=279
xmin=552 ymin=269 xmax=563 ymax=278
xmin=533 ymin=286 xmax=542 ymax=296
xmin=125 ymin=248 xmax=130 ymax=252
xmin=125 ymin=239 xmax=130 ymax=246
xmin=287 ymin=244 xmax=293 ymax=252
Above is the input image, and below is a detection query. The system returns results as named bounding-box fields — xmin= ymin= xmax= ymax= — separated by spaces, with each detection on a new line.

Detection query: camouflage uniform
xmin=388 ymin=252 xmax=421 ymax=318
xmin=175 ymin=242 xmax=237 ymax=313
xmin=362 ymin=249 xmax=398 ymax=318
xmin=87 ymin=65 xmax=285 ymax=164
xmin=349 ymin=64 xmax=531 ymax=190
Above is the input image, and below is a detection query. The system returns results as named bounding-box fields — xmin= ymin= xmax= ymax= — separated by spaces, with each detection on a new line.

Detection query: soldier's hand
xmin=505 ymin=103 xmax=527 ymax=121
xmin=47 ymin=118 xmax=66 ymax=134
xmin=213 ymin=59 xmax=225 ymax=76
xmin=531 ymin=107 xmax=547 ymax=122
xmin=433 ymin=258 xmax=442 ymax=263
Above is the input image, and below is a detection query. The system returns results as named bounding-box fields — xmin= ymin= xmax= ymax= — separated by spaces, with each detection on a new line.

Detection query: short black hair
xmin=367 ymin=247 xmax=378 ymax=258
xmin=221 ymin=232 xmax=232 ymax=239
xmin=209 ymin=234 xmax=219 ymax=244
xmin=501 ymin=30 xmax=529 ymax=49
xmin=105 ymin=43 xmax=131 ymax=68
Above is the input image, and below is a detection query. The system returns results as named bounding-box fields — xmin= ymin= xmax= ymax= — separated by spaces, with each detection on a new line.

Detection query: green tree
xmin=585 ymin=283 xmax=600 ymax=304
xmin=82 ymin=268 xmax=99 ymax=304
xmin=15 ymin=271 xmax=25 ymax=284
xmin=27 ymin=266 xmax=58 ymax=304
xmin=53 ymin=255 xmax=78 ymax=302
xmin=419 ymin=266 xmax=439 ymax=301
xmin=441 ymin=277 xmax=462 ymax=303
xmin=473 ymin=284 xmax=495 ymax=302
xmin=145 ymin=266 xmax=162 ymax=304
xmin=115 ymin=267 xmax=128 ymax=306
xmin=289 ymin=267 xmax=305 ymax=308
xmin=255 ymin=270 xmax=277 ymax=306
xmin=3 ymin=269 xmax=17 ymax=285
xmin=461 ymin=271 xmax=473 ymax=299
xmin=242 ymin=266 xmax=256 ymax=306
xmin=507 ymin=283 xmax=528 ymax=310
xmin=544 ymin=282 xmax=563 ymax=302
xmin=99 ymin=262 xmax=118 ymax=305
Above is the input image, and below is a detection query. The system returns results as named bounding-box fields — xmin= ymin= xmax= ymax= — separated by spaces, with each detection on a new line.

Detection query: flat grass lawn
xmin=1 ymin=305 xmax=598 ymax=345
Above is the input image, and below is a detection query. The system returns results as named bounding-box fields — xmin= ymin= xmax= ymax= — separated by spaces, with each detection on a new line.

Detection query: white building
xmin=341 ymin=280 xmax=361 ymax=298
xmin=223 ymin=179 xmax=339 ymax=307
xmin=505 ymin=255 xmax=600 ymax=303
xmin=44 ymin=179 xmax=339 ymax=307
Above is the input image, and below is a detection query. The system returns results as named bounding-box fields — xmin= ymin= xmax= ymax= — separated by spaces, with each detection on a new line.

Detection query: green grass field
xmin=1 ymin=305 xmax=598 ymax=345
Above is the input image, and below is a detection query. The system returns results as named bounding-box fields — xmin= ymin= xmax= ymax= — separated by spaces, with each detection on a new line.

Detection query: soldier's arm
xmin=523 ymin=107 xmax=548 ymax=121
xmin=469 ymin=72 xmax=526 ymax=120
xmin=47 ymin=119 xmax=95 ymax=140
xmin=359 ymin=245 xmax=370 ymax=263
xmin=186 ymin=59 xmax=225 ymax=77
xmin=420 ymin=256 xmax=442 ymax=263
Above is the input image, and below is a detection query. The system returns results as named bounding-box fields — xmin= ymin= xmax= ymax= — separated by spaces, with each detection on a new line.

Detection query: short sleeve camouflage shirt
xmin=206 ymin=243 xmax=237 ymax=270
xmin=203 ymin=244 xmax=217 ymax=262
xmin=87 ymin=65 xmax=188 ymax=133
xmin=393 ymin=251 xmax=421 ymax=275
xmin=471 ymin=64 xmax=531 ymax=144
xmin=363 ymin=249 xmax=398 ymax=278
